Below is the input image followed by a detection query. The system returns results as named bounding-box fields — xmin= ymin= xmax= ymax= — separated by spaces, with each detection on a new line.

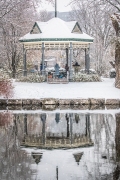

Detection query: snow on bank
xmin=11 ymin=78 xmax=120 ymax=99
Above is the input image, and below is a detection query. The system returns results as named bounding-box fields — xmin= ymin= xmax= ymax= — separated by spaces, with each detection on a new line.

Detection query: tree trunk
xmin=115 ymin=113 xmax=120 ymax=162
xmin=113 ymin=113 xmax=120 ymax=180
xmin=111 ymin=14 xmax=120 ymax=89
xmin=115 ymin=40 xmax=120 ymax=88
xmin=12 ymin=56 xmax=16 ymax=78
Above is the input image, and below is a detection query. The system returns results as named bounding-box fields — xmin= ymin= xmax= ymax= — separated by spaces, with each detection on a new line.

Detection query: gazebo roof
xmin=19 ymin=17 xmax=94 ymax=43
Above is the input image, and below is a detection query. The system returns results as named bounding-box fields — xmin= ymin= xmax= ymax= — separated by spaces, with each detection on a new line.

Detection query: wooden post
xmin=69 ymin=42 xmax=73 ymax=81
xmin=55 ymin=0 xmax=57 ymax=18
xmin=85 ymin=48 xmax=90 ymax=73
xmin=23 ymin=45 xmax=27 ymax=76
xmin=42 ymin=42 xmax=45 ymax=75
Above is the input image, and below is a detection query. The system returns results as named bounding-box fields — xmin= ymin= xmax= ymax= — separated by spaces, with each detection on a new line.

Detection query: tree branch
xmin=105 ymin=0 xmax=120 ymax=12
xmin=0 ymin=1 xmax=21 ymax=19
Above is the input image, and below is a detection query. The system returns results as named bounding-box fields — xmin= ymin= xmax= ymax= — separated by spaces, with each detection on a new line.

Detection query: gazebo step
xmin=48 ymin=81 xmax=68 ymax=84
xmin=47 ymin=78 xmax=68 ymax=84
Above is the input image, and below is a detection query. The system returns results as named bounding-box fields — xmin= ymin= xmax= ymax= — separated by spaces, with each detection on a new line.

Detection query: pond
xmin=0 ymin=109 xmax=120 ymax=180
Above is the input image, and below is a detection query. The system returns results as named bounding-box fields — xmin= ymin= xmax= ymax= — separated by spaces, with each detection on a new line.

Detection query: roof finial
xmin=55 ymin=0 xmax=57 ymax=17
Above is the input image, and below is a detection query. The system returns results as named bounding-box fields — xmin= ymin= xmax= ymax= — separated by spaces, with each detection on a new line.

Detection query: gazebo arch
xmin=19 ymin=17 xmax=93 ymax=81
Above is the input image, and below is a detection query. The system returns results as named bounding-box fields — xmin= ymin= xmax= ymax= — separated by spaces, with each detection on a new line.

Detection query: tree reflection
xmin=0 ymin=111 xmax=34 ymax=180
xmin=113 ymin=113 xmax=120 ymax=180
xmin=0 ymin=112 xmax=12 ymax=127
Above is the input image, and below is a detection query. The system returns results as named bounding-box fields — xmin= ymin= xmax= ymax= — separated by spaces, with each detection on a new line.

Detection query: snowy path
xmin=12 ymin=78 xmax=120 ymax=99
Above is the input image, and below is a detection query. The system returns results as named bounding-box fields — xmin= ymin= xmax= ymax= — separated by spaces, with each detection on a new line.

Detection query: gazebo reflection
xmin=32 ymin=152 xmax=43 ymax=165
xmin=21 ymin=112 xmax=93 ymax=149
xmin=73 ymin=152 xmax=84 ymax=165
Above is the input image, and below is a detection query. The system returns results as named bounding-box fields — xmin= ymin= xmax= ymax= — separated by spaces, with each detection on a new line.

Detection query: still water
xmin=0 ymin=110 xmax=120 ymax=180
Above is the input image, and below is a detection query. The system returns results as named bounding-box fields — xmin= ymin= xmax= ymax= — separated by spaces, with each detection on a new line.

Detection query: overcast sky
xmin=40 ymin=0 xmax=72 ymax=12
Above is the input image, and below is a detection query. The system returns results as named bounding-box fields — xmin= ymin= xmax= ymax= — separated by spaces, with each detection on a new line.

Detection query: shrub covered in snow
xmin=80 ymin=69 xmax=97 ymax=74
xmin=0 ymin=69 xmax=10 ymax=79
xmin=73 ymin=72 xmax=101 ymax=82
xmin=17 ymin=74 xmax=45 ymax=83
xmin=0 ymin=69 xmax=14 ymax=98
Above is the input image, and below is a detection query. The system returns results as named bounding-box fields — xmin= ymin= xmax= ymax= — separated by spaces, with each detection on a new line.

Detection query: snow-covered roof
xmin=19 ymin=17 xmax=94 ymax=43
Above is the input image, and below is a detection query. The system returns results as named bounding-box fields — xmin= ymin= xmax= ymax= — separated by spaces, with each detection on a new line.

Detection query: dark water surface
xmin=0 ymin=110 xmax=120 ymax=180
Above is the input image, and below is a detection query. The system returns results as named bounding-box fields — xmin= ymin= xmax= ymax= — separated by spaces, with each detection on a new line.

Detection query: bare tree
xmin=0 ymin=0 xmax=54 ymax=78
xmin=0 ymin=0 xmax=40 ymax=78
xmin=105 ymin=0 xmax=120 ymax=12
xmin=37 ymin=10 xmax=53 ymax=21
xmin=69 ymin=0 xmax=114 ymax=75
xmin=71 ymin=0 xmax=120 ymax=81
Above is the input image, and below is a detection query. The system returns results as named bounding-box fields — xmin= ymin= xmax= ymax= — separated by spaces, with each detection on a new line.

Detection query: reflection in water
xmin=20 ymin=113 xmax=93 ymax=149
xmin=0 ymin=112 xmax=35 ymax=180
xmin=113 ymin=113 xmax=120 ymax=180
xmin=32 ymin=152 xmax=43 ymax=164
xmin=73 ymin=152 xmax=84 ymax=165
xmin=0 ymin=111 xmax=120 ymax=179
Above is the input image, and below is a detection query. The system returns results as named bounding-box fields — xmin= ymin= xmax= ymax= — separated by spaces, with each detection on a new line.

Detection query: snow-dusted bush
xmin=0 ymin=69 xmax=10 ymax=79
xmin=0 ymin=69 xmax=14 ymax=98
xmin=17 ymin=74 xmax=45 ymax=83
xmin=80 ymin=69 xmax=97 ymax=74
xmin=73 ymin=73 xmax=101 ymax=82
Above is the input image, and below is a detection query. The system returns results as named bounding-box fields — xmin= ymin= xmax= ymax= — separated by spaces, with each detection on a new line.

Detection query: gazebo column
xmin=42 ymin=42 xmax=45 ymax=75
xmin=69 ymin=42 xmax=73 ymax=81
xmin=23 ymin=46 xmax=27 ymax=76
xmin=85 ymin=48 xmax=90 ymax=73
xmin=66 ymin=48 xmax=68 ymax=67
xmin=24 ymin=114 xmax=28 ymax=135
xmin=23 ymin=114 xmax=27 ymax=143
xmin=40 ymin=113 xmax=46 ymax=145
xmin=69 ymin=113 xmax=73 ymax=144
xmin=85 ymin=113 xmax=90 ymax=138
xmin=65 ymin=114 xmax=70 ymax=138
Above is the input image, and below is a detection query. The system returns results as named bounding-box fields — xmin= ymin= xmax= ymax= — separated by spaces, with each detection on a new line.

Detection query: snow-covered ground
xmin=12 ymin=78 xmax=120 ymax=99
